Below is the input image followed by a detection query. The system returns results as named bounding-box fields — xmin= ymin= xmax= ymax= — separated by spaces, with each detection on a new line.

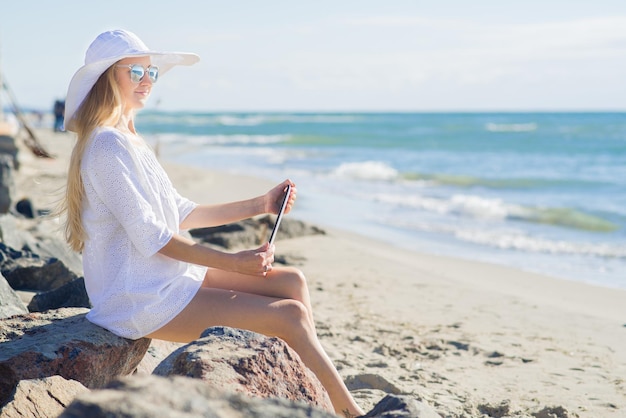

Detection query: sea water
xmin=136 ymin=112 xmax=626 ymax=290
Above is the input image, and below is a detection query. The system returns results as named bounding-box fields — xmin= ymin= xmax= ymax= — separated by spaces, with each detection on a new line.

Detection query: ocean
xmin=136 ymin=111 xmax=626 ymax=290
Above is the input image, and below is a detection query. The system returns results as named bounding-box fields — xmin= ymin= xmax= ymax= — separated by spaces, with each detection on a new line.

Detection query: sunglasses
xmin=116 ymin=64 xmax=159 ymax=84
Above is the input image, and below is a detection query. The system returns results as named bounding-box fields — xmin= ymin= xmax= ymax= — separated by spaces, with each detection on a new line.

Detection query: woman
xmin=60 ymin=29 xmax=364 ymax=417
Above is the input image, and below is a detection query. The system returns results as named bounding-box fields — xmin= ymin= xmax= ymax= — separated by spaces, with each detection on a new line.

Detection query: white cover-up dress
xmin=80 ymin=126 xmax=206 ymax=339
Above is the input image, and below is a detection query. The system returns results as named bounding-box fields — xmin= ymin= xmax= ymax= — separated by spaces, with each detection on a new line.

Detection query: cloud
xmin=277 ymin=15 xmax=626 ymax=90
xmin=127 ymin=12 xmax=626 ymax=110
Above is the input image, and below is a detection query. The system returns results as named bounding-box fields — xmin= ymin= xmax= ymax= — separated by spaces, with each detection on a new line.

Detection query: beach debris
xmin=1 ymin=76 xmax=53 ymax=159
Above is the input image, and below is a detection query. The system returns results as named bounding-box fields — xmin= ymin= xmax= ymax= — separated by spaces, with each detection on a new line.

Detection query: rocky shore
xmin=1 ymin=127 xmax=625 ymax=417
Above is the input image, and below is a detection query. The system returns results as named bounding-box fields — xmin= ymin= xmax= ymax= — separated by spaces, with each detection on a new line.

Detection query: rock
xmin=0 ymin=215 xmax=22 ymax=247
xmin=189 ymin=218 xmax=270 ymax=249
xmin=363 ymin=394 xmax=443 ymax=418
xmin=0 ymin=215 xmax=44 ymax=259
xmin=0 ymin=273 xmax=27 ymax=319
xmin=0 ymin=214 xmax=84 ymax=277
xmin=27 ymin=277 xmax=91 ymax=312
xmin=190 ymin=216 xmax=325 ymax=250
xmin=15 ymin=198 xmax=35 ymax=219
xmin=533 ymin=405 xmax=574 ymax=418
xmin=0 ymin=135 xmax=19 ymax=170
xmin=345 ymin=373 xmax=403 ymax=395
xmin=26 ymin=219 xmax=84 ymax=276
xmin=0 ymin=153 xmax=16 ymax=214
xmin=153 ymin=326 xmax=334 ymax=413
xmin=133 ymin=339 xmax=185 ymax=376
xmin=0 ymin=243 xmax=77 ymax=291
xmin=277 ymin=216 xmax=326 ymax=240
xmin=0 ymin=308 xmax=150 ymax=407
xmin=0 ymin=375 xmax=88 ymax=418
xmin=191 ymin=220 xmax=259 ymax=249
xmin=59 ymin=374 xmax=336 ymax=418
xmin=478 ymin=400 xmax=511 ymax=417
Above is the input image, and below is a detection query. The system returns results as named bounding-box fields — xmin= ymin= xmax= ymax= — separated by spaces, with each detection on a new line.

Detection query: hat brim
xmin=64 ymin=50 xmax=199 ymax=132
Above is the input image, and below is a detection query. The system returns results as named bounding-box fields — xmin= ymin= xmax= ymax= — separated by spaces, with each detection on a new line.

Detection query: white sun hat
xmin=64 ymin=29 xmax=199 ymax=132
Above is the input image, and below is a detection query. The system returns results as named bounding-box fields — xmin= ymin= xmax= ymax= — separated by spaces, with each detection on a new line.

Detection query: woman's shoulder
xmin=91 ymin=126 xmax=132 ymax=145
xmin=83 ymin=127 xmax=136 ymax=165
xmin=86 ymin=127 xmax=133 ymax=154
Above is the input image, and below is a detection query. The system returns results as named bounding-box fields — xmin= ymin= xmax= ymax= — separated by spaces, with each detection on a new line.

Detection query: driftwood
xmin=1 ymin=79 xmax=54 ymax=159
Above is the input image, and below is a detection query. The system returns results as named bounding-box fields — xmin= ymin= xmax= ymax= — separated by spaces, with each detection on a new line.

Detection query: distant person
xmin=53 ymin=99 xmax=65 ymax=132
xmin=59 ymin=29 xmax=364 ymax=417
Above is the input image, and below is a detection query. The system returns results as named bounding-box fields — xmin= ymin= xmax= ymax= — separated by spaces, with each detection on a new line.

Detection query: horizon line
xmin=139 ymin=108 xmax=626 ymax=114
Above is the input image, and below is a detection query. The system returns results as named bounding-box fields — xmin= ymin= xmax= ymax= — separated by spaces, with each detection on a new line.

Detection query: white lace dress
xmin=81 ymin=127 xmax=206 ymax=339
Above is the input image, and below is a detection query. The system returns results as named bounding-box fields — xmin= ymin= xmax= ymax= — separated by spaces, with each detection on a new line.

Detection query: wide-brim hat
xmin=64 ymin=29 xmax=199 ymax=132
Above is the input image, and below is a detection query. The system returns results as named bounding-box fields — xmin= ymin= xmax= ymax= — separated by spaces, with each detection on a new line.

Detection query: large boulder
xmin=0 ymin=233 xmax=88 ymax=314
xmin=0 ymin=376 xmax=88 ymax=418
xmin=27 ymin=277 xmax=91 ymax=312
xmin=0 ymin=243 xmax=77 ymax=291
xmin=0 ymin=214 xmax=83 ymax=277
xmin=59 ymin=374 xmax=336 ymax=418
xmin=0 ymin=308 xmax=151 ymax=407
xmin=154 ymin=326 xmax=334 ymax=413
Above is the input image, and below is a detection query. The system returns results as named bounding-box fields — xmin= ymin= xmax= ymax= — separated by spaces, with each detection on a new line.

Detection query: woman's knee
xmin=281 ymin=298 xmax=309 ymax=320
xmin=275 ymin=299 xmax=313 ymax=335
xmin=280 ymin=267 xmax=309 ymax=295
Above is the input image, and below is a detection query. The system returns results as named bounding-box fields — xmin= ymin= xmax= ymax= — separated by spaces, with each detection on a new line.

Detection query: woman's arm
xmin=180 ymin=196 xmax=265 ymax=230
xmin=180 ymin=180 xmax=296 ymax=230
xmin=167 ymin=180 xmax=295 ymax=275
xmin=158 ymin=233 xmax=274 ymax=277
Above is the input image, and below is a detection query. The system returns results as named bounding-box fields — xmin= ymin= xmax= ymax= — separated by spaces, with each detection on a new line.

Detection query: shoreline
xmin=14 ymin=128 xmax=626 ymax=416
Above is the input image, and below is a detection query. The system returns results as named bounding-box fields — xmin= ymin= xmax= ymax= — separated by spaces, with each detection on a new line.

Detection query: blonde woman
xmin=61 ymin=30 xmax=364 ymax=417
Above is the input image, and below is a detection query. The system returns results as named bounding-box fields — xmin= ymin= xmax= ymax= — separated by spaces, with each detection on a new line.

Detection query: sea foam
xmin=333 ymin=161 xmax=398 ymax=181
xmin=485 ymin=122 xmax=538 ymax=132
xmin=371 ymin=192 xmax=617 ymax=232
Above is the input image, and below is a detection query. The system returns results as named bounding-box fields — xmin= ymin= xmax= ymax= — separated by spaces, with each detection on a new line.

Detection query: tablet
xmin=268 ymin=184 xmax=291 ymax=245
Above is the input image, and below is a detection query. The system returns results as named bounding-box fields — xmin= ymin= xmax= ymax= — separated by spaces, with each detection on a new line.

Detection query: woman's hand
xmin=265 ymin=180 xmax=297 ymax=215
xmin=232 ymin=242 xmax=275 ymax=277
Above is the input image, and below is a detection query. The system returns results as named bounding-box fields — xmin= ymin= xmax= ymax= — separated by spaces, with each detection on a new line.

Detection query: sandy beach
xmin=14 ymin=128 xmax=626 ymax=417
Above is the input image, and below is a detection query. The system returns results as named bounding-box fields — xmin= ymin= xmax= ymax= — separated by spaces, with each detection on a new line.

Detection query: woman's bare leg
xmin=202 ymin=266 xmax=316 ymax=328
xmin=146 ymin=268 xmax=364 ymax=417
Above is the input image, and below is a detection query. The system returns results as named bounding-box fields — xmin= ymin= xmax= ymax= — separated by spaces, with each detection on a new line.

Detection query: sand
xmin=14 ymin=128 xmax=626 ymax=417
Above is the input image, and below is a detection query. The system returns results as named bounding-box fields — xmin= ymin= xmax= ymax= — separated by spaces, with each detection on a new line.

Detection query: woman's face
xmin=115 ymin=56 xmax=154 ymax=114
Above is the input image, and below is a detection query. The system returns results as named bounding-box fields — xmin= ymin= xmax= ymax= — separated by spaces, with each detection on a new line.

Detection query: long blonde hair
xmin=61 ymin=66 xmax=124 ymax=252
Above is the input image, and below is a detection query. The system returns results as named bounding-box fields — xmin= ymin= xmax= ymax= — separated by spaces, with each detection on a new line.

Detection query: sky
xmin=2 ymin=0 xmax=626 ymax=112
